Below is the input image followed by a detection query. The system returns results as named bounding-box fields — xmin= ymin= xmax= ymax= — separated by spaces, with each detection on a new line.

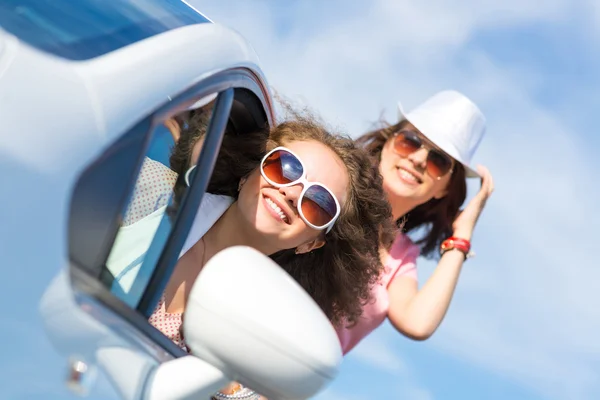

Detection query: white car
xmin=0 ymin=1 xmax=341 ymax=399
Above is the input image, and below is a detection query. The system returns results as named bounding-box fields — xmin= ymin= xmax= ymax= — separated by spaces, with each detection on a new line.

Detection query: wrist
xmin=440 ymin=248 xmax=468 ymax=262
xmin=452 ymin=230 xmax=472 ymax=241
xmin=440 ymin=236 xmax=474 ymax=260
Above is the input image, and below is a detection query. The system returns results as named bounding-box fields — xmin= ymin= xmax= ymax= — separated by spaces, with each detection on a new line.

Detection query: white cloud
xmin=345 ymin=329 xmax=435 ymax=399
xmin=193 ymin=0 xmax=600 ymax=399
xmin=404 ymin=387 xmax=435 ymax=400
xmin=407 ymin=68 xmax=600 ymax=397
xmin=348 ymin=332 xmax=407 ymax=374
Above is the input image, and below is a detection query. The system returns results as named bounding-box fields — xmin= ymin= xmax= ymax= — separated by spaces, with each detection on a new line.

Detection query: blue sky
xmin=1 ymin=1 xmax=598 ymax=400
xmin=192 ymin=1 xmax=600 ymax=399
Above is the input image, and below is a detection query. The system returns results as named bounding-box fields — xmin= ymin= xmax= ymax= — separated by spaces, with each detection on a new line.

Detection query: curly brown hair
xmin=268 ymin=117 xmax=395 ymax=328
xmin=170 ymin=110 xmax=395 ymax=328
xmin=356 ymin=119 xmax=467 ymax=258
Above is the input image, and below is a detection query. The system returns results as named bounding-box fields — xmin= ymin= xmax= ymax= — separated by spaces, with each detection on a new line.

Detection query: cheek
xmin=380 ymin=146 xmax=398 ymax=169
xmin=428 ymin=176 xmax=451 ymax=198
xmin=291 ymin=226 xmax=322 ymax=248
xmin=379 ymin=150 xmax=398 ymax=182
xmin=239 ymin=170 xmax=261 ymax=198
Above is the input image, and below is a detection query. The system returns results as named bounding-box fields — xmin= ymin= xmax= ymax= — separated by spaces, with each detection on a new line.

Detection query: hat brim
xmin=397 ymin=102 xmax=480 ymax=178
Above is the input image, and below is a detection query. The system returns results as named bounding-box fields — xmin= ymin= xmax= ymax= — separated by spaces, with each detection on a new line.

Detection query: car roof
xmin=0 ymin=21 xmax=269 ymax=171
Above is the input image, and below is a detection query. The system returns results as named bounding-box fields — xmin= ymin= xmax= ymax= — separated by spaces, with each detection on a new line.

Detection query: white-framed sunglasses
xmin=184 ymin=147 xmax=341 ymax=234
xmin=259 ymin=146 xmax=341 ymax=234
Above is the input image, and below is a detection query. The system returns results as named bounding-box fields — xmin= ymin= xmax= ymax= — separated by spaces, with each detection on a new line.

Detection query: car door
xmin=0 ymin=35 xmax=273 ymax=400
xmin=41 ymin=73 xmax=273 ymax=400
xmin=0 ymin=2 xmax=274 ymax=398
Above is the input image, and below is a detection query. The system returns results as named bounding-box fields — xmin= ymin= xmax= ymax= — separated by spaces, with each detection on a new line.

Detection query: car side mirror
xmin=149 ymin=246 xmax=342 ymax=400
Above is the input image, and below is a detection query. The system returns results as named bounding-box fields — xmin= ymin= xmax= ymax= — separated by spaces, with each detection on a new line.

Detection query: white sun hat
xmin=397 ymin=90 xmax=486 ymax=178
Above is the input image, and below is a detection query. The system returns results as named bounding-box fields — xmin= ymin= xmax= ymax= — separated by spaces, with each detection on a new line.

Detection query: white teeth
xmin=265 ymin=197 xmax=288 ymax=222
xmin=399 ymin=168 xmax=419 ymax=182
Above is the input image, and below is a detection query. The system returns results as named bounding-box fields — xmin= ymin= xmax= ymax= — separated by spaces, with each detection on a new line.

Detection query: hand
xmin=164 ymin=118 xmax=181 ymax=143
xmin=452 ymin=165 xmax=494 ymax=240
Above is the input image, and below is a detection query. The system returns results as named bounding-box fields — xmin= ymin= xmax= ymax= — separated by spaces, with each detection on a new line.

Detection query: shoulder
xmin=389 ymin=232 xmax=421 ymax=259
xmin=123 ymin=157 xmax=178 ymax=226
xmin=200 ymin=192 xmax=235 ymax=215
xmin=141 ymin=157 xmax=178 ymax=182
xmin=178 ymin=193 xmax=235 ymax=258
xmin=382 ymin=232 xmax=420 ymax=285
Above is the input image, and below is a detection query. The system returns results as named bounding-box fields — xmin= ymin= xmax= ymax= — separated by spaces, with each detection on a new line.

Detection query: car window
xmin=0 ymin=0 xmax=209 ymax=60
xmin=68 ymin=72 xmax=271 ymax=356
xmin=101 ymin=93 xmax=217 ymax=308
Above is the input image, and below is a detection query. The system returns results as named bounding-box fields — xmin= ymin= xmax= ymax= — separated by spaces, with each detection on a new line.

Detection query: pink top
xmin=335 ymin=233 xmax=420 ymax=354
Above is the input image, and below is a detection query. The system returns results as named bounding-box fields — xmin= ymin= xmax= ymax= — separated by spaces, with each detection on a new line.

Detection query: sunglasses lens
xmin=301 ymin=185 xmax=337 ymax=228
xmin=393 ymin=131 xmax=422 ymax=156
xmin=394 ymin=131 xmax=452 ymax=179
xmin=427 ymin=150 xmax=453 ymax=178
xmin=262 ymin=149 xmax=303 ymax=184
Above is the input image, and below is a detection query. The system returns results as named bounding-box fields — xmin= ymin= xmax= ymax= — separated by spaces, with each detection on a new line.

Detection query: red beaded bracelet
xmin=440 ymin=237 xmax=474 ymax=260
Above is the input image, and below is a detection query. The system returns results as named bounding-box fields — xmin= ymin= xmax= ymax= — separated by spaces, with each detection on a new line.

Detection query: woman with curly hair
xmin=164 ymin=110 xmax=394 ymax=329
xmin=137 ymin=110 xmax=394 ymax=399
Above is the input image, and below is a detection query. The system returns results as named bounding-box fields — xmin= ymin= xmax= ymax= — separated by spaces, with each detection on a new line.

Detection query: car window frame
xmin=69 ymin=68 xmax=273 ymax=357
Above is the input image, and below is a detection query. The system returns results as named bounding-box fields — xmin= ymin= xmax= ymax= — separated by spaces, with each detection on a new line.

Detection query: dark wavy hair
xmin=169 ymin=110 xmax=269 ymax=202
xmin=170 ymin=110 xmax=394 ymax=328
xmin=356 ymin=120 xmax=467 ymax=258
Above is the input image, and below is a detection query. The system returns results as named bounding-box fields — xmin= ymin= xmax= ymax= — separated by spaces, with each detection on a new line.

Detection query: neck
xmin=164 ymin=201 xmax=279 ymax=314
xmin=391 ymin=202 xmax=412 ymax=222
xmin=201 ymin=201 xmax=279 ymax=260
xmin=388 ymin=190 xmax=420 ymax=222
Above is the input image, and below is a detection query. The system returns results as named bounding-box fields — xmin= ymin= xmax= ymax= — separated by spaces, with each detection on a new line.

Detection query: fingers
xmin=164 ymin=118 xmax=181 ymax=143
xmin=476 ymin=165 xmax=494 ymax=197
xmin=487 ymin=169 xmax=494 ymax=194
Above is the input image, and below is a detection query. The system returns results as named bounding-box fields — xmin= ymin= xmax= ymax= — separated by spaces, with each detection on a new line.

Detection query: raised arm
xmin=387 ymin=166 xmax=494 ymax=340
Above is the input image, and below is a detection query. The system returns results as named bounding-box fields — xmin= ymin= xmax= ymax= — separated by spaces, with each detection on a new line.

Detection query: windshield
xmin=0 ymin=0 xmax=210 ymax=60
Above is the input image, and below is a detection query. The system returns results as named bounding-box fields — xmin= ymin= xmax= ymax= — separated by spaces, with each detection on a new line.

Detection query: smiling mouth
xmin=263 ymin=195 xmax=291 ymax=224
xmin=397 ymin=167 xmax=423 ymax=184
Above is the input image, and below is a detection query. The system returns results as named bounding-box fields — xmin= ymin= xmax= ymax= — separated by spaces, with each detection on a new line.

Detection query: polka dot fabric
xmin=122 ymin=157 xmax=178 ymax=226
xmin=118 ymin=156 xmax=187 ymax=349
xmin=148 ymin=294 xmax=187 ymax=351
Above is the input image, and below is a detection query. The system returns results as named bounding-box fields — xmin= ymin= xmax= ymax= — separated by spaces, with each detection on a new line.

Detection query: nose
xmin=278 ymin=184 xmax=303 ymax=208
xmin=407 ymin=147 xmax=428 ymax=170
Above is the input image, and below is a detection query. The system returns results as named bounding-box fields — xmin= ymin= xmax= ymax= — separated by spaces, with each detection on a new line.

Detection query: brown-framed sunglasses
xmin=391 ymin=130 xmax=454 ymax=179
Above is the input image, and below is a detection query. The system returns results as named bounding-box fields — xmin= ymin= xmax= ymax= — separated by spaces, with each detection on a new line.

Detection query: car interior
xmin=67 ymin=84 xmax=272 ymax=354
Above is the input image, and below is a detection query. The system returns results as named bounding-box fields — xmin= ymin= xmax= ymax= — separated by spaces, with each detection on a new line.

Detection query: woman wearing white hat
xmin=337 ymin=90 xmax=494 ymax=354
